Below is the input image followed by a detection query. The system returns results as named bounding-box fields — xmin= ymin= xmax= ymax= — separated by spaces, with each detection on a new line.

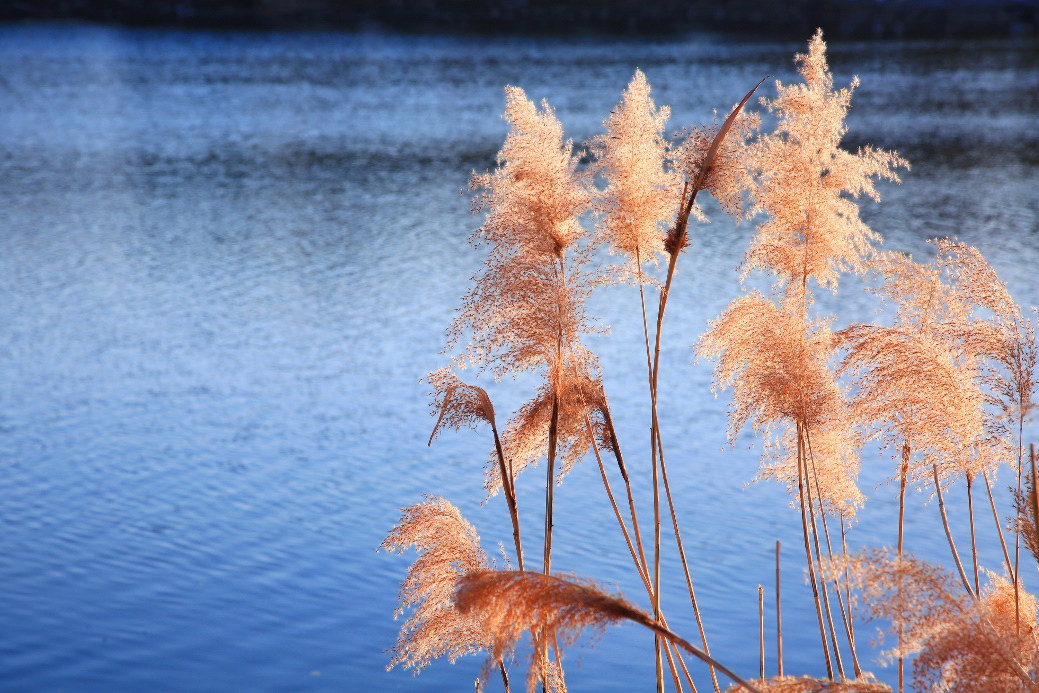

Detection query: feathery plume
xmin=426 ymin=368 xmax=497 ymax=445
xmin=455 ymin=570 xmax=765 ymax=693
xmin=455 ymin=570 xmax=637 ymax=692
xmin=843 ymin=550 xmax=1039 ymax=692
xmin=591 ymin=69 xmax=679 ymax=277
xmin=381 ymin=496 xmax=491 ymax=673
xmin=489 ymin=356 xmax=609 ymax=495
xmin=724 ymin=676 xmax=889 ymax=693
xmin=698 ymin=291 xmax=862 ymax=514
xmin=936 ymin=239 xmax=1037 ymax=449
xmin=671 ymin=106 xmax=758 ymax=224
xmin=838 ymin=320 xmax=988 ymax=490
xmin=745 ymin=29 xmax=906 ymax=309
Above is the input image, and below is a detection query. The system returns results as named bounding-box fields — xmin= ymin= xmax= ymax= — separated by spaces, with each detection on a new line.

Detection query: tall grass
xmin=382 ymin=29 xmax=1038 ymax=693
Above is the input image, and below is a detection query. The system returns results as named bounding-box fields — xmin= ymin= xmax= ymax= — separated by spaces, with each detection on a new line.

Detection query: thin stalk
xmin=797 ymin=423 xmax=834 ymax=678
xmin=1025 ymin=445 xmax=1039 ymax=639
xmin=932 ymin=464 xmax=976 ymax=599
xmin=652 ymin=426 xmax=663 ymax=693
xmin=897 ymin=441 xmax=908 ymax=693
xmin=543 ymin=390 xmax=559 ymax=576
xmin=758 ymin=585 xmax=765 ymax=680
xmin=839 ymin=515 xmax=855 ymax=648
xmin=804 ymin=432 xmax=859 ymax=677
xmin=983 ymin=469 xmax=1015 ymax=579
xmin=587 ymin=419 xmax=694 ymax=693
xmin=601 ymin=406 xmax=651 ymax=577
xmin=656 ymin=431 xmax=720 ymax=692
xmin=634 ymin=249 xmax=666 ymax=693
xmin=640 ymin=80 xmax=763 ymax=692
xmin=1016 ymin=444 xmax=1025 ymax=635
xmin=499 ymin=661 xmax=511 ymax=693
xmin=801 ymin=430 xmax=844 ymax=679
xmin=632 ymin=617 xmax=765 ymax=693
xmin=967 ymin=474 xmax=980 ymax=596
xmin=590 ymin=421 xmax=652 ymax=591
xmin=776 ymin=541 xmax=783 ymax=678
xmin=491 ymin=422 xmax=524 ymax=572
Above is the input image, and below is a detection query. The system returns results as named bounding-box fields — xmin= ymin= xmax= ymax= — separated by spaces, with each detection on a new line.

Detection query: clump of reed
xmin=381 ymin=29 xmax=1038 ymax=693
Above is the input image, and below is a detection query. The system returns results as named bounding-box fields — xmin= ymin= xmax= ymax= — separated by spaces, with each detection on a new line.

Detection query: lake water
xmin=0 ymin=23 xmax=1037 ymax=692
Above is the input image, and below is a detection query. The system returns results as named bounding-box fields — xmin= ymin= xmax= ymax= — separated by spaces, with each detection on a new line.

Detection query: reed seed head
xmin=381 ymin=496 xmax=491 ymax=673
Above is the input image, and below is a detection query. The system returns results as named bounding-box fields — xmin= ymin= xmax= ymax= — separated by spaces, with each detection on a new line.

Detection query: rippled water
xmin=0 ymin=24 xmax=1037 ymax=692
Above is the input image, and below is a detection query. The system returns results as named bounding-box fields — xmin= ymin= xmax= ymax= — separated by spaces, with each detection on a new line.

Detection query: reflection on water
xmin=0 ymin=24 xmax=1036 ymax=691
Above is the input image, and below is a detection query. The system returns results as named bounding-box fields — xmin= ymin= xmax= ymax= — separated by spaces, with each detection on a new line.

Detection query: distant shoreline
xmin=2 ymin=1 xmax=1036 ymax=40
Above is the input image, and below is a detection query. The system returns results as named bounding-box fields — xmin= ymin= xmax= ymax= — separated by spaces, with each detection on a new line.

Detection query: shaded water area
xmin=0 ymin=23 xmax=1037 ymax=691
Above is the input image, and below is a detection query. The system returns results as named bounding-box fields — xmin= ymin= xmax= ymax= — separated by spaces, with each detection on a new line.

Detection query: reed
xmin=383 ymin=29 xmax=1038 ymax=693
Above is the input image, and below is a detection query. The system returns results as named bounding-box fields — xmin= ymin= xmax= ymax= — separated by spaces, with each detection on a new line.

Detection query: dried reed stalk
xmin=758 ymin=585 xmax=765 ymax=680
xmin=775 ymin=541 xmax=783 ymax=678
xmin=455 ymin=570 xmax=764 ymax=693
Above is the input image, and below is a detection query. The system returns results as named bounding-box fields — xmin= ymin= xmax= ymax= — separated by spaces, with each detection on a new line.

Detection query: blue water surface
xmin=0 ymin=24 xmax=1037 ymax=692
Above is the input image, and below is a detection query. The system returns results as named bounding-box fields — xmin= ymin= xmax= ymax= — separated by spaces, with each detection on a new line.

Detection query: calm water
xmin=0 ymin=24 xmax=1037 ymax=692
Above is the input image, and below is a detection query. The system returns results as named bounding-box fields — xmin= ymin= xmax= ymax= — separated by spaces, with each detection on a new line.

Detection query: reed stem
xmin=983 ymin=469 xmax=1015 ymax=580
xmin=967 ymin=474 xmax=980 ymax=596
xmin=797 ymin=422 xmax=834 ymax=678
xmin=932 ymin=464 xmax=976 ymax=599
xmin=758 ymin=585 xmax=765 ymax=680
xmin=499 ymin=661 xmax=511 ymax=693
xmin=802 ymin=432 xmax=844 ymax=679
xmin=587 ymin=419 xmax=693 ymax=692
xmin=804 ymin=432 xmax=859 ymax=677
xmin=776 ymin=540 xmax=783 ymax=678
xmin=543 ymin=390 xmax=559 ymax=576
xmin=897 ymin=441 xmax=908 ymax=693
xmin=491 ymin=422 xmax=524 ymax=572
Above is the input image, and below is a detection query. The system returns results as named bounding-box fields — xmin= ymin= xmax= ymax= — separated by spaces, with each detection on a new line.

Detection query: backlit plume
xmin=698 ymin=292 xmax=863 ymax=514
xmin=844 ymin=550 xmax=1039 ymax=692
xmin=490 ymin=358 xmax=609 ymax=495
xmin=454 ymin=570 xmax=648 ymax=692
xmin=591 ymin=69 xmax=678 ymax=276
xmin=426 ymin=368 xmax=497 ymax=445
xmin=936 ymin=239 xmax=1037 ymax=449
xmin=745 ymin=29 xmax=906 ymax=306
xmin=448 ymin=86 xmax=596 ymax=379
xmin=725 ymin=676 xmax=889 ymax=693
xmin=381 ymin=496 xmax=491 ymax=672
xmin=672 ymin=106 xmax=758 ymax=223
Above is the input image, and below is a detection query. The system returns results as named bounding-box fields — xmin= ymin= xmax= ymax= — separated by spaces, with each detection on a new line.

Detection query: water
xmin=0 ymin=23 xmax=1036 ymax=691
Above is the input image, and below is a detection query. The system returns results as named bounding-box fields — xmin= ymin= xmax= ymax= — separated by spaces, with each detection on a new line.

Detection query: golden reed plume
xmin=455 ymin=570 xmax=766 ymax=693
xmin=381 ymin=496 xmax=491 ymax=672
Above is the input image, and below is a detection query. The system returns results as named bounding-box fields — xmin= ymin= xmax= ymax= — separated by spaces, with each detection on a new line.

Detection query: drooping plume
xmin=381 ymin=496 xmax=491 ymax=672
xmin=491 ymin=357 xmax=611 ymax=494
xmin=443 ymin=86 xmax=604 ymax=495
xmin=936 ymin=239 xmax=1037 ymax=457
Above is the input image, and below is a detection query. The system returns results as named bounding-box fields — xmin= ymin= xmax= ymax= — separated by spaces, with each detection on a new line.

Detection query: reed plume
xmin=744 ymin=29 xmax=905 ymax=313
xmin=427 ymin=368 xmax=525 ymax=571
xmin=700 ymin=31 xmax=907 ymax=678
xmin=455 ymin=570 xmax=765 ymax=693
xmin=837 ymin=252 xmax=990 ymax=490
xmin=381 ymin=496 xmax=492 ymax=673
xmin=591 ymin=69 xmax=679 ymax=279
xmin=493 ymin=354 xmax=607 ymax=492
xmin=935 ymin=238 xmax=1036 ymax=467
xmin=724 ymin=677 xmax=889 ymax=693
xmin=670 ymin=107 xmax=758 ymax=227
xmin=843 ymin=549 xmax=1039 ymax=692
xmin=699 ymin=292 xmax=862 ymax=515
